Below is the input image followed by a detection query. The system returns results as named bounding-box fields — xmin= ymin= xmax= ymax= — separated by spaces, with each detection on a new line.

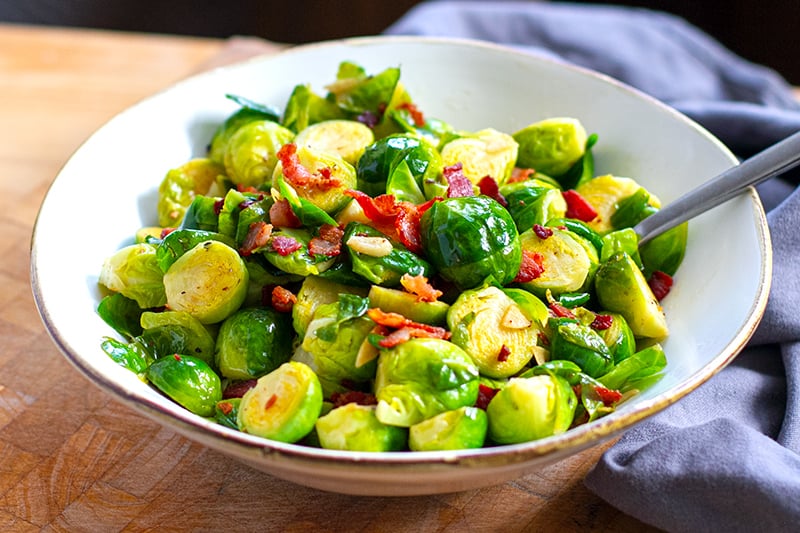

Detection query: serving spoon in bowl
xmin=634 ymin=130 xmax=800 ymax=245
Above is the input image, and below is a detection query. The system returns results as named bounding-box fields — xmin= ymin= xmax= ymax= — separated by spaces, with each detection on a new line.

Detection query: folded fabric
xmin=386 ymin=2 xmax=800 ymax=531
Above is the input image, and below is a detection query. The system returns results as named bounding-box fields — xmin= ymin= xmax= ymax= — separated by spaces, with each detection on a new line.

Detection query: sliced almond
xmin=501 ymin=304 xmax=532 ymax=329
xmin=346 ymin=235 xmax=393 ymax=257
xmin=354 ymin=328 xmax=381 ymax=368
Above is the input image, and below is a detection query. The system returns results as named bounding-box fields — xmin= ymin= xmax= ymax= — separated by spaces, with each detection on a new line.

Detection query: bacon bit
xmin=277 ymin=143 xmax=340 ymax=190
xmin=223 ymin=379 xmax=257 ymax=399
xmin=271 ymin=235 xmax=302 ymax=256
xmin=239 ymin=221 xmax=273 ymax=256
xmin=549 ymin=301 xmax=577 ymax=319
xmin=400 ymin=273 xmax=442 ymax=303
xmin=477 ymin=175 xmax=508 ymax=207
xmin=308 ymin=236 xmax=341 ymax=257
xmin=513 ymin=250 xmax=545 ymax=283
xmin=509 ymin=167 xmax=536 ymax=183
xmin=593 ymin=386 xmax=623 ymax=407
xmin=213 ymin=198 xmax=225 ymax=215
xmin=648 ymin=271 xmax=673 ymax=301
xmin=443 ymin=163 xmax=475 ymax=198
xmin=367 ymin=308 xmax=450 ymax=348
xmin=318 ymin=223 xmax=344 ymax=243
xmin=497 ymin=344 xmax=511 ymax=362
xmin=344 ymin=190 xmax=399 ymax=225
xmin=343 ymin=190 xmax=432 ymax=255
xmin=591 ymin=314 xmax=614 ymax=330
xmin=475 ymin=384 xmax=499 ymax=410
xmin=394 ymin=204 xmax=423 ymax=255
xmin=330 ymin=390 xmax=378 ymax=408
xmin=562 ymin=189 xmax=598 ymax=222
xmin=537 ymin=331 xmax=551 ymax=347
xmin=217 ymin=401 xmax=234 ymax=415
xmin=533 ymin=224 xmax=554 ymax=239
xmin=264 ymin=394 xmax=278 ymax=411
xmin=236 ymin=184 xmax=262 ymax=194
xmin=172 ymin=354 xmax=182 ymax=361
xmin=269 ymin=199 xmax=302 ymax=228
xmin=271 ymin=285 xmax=297 ymax=313
xmin=397 ymin=101 xmax=426 ymax=127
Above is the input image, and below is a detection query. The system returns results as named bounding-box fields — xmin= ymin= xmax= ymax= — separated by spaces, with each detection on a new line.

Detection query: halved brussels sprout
xmin=237 ymin=361 xmax=323 ymax=443
xmin=517 ymin=226 xmax=599 ymax=297
xmin=408 ymin=406 xmax=487 ymax=451
xmin=548 ymin=318 xmax=613 ymax=378
xmin=344 ymin=222 xmax=431 ymax=287
xmin=293 ymin=119 xmax=375 ymax=165
xmin=272 ymin=145 xmax=357 ymax=215
xmin=224 ymin=120 xmax=295 ymax=188
xmin=513 ymin=117 xmax=587 ymax=177
xmin=315 ymin=403 xmax=407 ymax=452
xmin=293 ymin=275 xmax=369 ymax=337
xmin=208 ymin=104 xmax=280 ymax=165
xmin=156 ymin=228 xmax=236 ymax=273
xmin=420 ymin=195 xmax=521 ymax=290
xmin=447 ymin=285 xmax=545 ymax=378
xmin=440 ymin=128 xmax=518 ymax=185
xmin=262 ymin=228 xmax=336 ymax=277
xmin=486 ymin=374 xmax=577 ymax=444
xmin=147 ymin=354 xmax=222 ymax=417
xmin=575 ymin=175 xmax=661 ymax=234
xmin=374 ymin=338 xmax=480 ymax=427
xmin=99 ymin=242 xmax=166 ymax=309
xmin=163 ymin=240 xmax=249 ymax=324
xmin=157 ymin=158 xmax=225 ymax=228
xmin=368 ymin=285 xmax=449 ymax=326
xmin=140 ymin=310 xmax=216 ymax=365
xmin=355 ymin=133 xmax=443 ymax=199
xmin=594 ymin=252 xmax=668 ymax=339
xmin=600 ymin=228 xmax=643 ymax=269
xmin=500 ymin=181 xmax=566 ymax=232
xmin=215 ymin=307 xmax=294 ymax=380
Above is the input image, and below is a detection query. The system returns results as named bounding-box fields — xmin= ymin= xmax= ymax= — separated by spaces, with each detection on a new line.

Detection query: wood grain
xmin=0 ymin=23 xmax=661 ymax=532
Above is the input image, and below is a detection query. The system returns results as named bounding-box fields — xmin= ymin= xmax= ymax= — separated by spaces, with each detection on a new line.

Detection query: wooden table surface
xmin=0 ymin=23 xmax=659 ymax=532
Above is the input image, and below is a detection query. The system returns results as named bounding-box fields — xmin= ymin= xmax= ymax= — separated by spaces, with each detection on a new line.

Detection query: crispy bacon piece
xmin=648 ymin=271 xmax=673 ymax=301
xmin=562 ymin=189 xmax=598 ymax=222
xmin=269 ymin=198 xmax=302 ymax=228
xmin=591 ymin=314 xmax=614 ymax=330
xmin=366 ymin=308 xmax=450 ymax=348
xmin=477 ymin=175 xmax=508 ymax=207
xmin=330 ymin=390 xmax=378 ymax=408
xmin=277 ymin=143 xmax=340 ymax=190
xmin=400 ymin=273 xmax=442 ymax=302
xmin=549 ymin=301 xmax=577 ymax=319
xmin=344 ymin=190 xmax=399 ymax=225
xmin=509 ymin=167 xmax=536 ymax=183
xmin=271 ymin=235 xmax=302 ymax=256
xmin=513 ymin=250 xmax=545 ymax=283
xmin=443 ymin=163 xmax=474 ymax=198
xmin=271 ymin=286 xmax=297 ymax=313
xmin=397 ymin=101 xmax=426 ymax=127
xmin=533 ymin=224 xmax=554 ymax=239
xmin=475 ymin=384 xmax=499 ymax=410
xmin=239 ymin=221 xmax=273 ymax=256
xmin=217 ymin=401 xmax=234 ymax=415
xmin=593 ymin=386 xmax=623 ymax=407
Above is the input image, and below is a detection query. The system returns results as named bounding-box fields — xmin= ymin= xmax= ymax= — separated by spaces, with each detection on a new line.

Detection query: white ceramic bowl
xmin=31 ymin=36 xmax=771 ymax=496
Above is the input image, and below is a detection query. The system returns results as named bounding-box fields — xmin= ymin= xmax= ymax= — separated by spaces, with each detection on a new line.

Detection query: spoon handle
xmin=634 ymin=130 xmax=800 ymax=245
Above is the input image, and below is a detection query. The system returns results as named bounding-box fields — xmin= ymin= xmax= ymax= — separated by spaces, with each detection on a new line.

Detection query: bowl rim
xmin=30 ymin=34 xmax=772 ymax=470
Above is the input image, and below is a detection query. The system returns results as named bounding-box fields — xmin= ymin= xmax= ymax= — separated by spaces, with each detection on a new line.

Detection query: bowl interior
xmin=31 ymin=36 xmax=770 ymax=495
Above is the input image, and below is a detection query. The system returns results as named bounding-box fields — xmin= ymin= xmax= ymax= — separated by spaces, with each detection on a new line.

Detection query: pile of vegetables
xmin=97 ymin=62 xmax=687 ymax=452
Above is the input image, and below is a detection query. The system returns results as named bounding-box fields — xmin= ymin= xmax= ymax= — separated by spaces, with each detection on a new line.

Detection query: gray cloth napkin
xmin=386 ymin=2 xmax=800 ymax=531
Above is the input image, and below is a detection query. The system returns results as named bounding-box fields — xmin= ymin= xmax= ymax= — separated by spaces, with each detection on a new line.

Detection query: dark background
xmin=2 ymin=0 xmax=798 ymax=84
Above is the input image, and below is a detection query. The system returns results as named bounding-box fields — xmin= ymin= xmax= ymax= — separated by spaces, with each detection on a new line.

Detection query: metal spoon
xmin=634 ymin=130 xmax=800 ymax=245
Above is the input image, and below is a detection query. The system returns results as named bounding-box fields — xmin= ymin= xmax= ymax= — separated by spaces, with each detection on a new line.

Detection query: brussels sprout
xmin=420 ymin=196 xmax=521 ymax=290
xmin=157 ymin=158 xmax=225 ymax=228
xmin=610 ymin=187 xmax=658 ymax=229
xmin=440 ymin=128 xmax=518 ymax=185
xmin=600 ymin=228 xmax=643 ymax=269
xmin=548 ymin=318 xmax=613 ymax=378
xmin=163 ymin=240 xmax=249 ymax=324
xmin=513 ymin=117 xmax=587 ymax=177
xmin=486 ymin=374 xmax=577 ymax=444
xmin=447 ymin=285 xmax=545 ymax=378
xmin=180 ymin=195 xmax=221 ymax=232
xmin=156 ymin=228 xmax=236 ymax=273
xmin=594 ymin=252 xmax=668 ymax=339
xmin=282 ymin=83 xmax=346 ymax=133
xmin=99 ymin=242 xmax=167 ymax=309
xmin=408 ymin=406 xmax=488 ymax=451
xmin=215 ymin=307 xmax=294 ymax=380
xmin=237 ymin=361 xmax=323 ymax=443
xmin=500 ymin=181 xmax=566 ymax=232
xmin=639 ymin=222 xmax=688 ymax=277
xmin=344 ymin=222 xmax=431 ymax=287
xmin=140 ymin=310 xmax=216 ymax=365
xmin=575 ymin=175 xmax=661 ymax=234
xmin=293 ymin=120 xmax=375 ymax=165
xmin=374 ymin=338 xmax=480 ymax=427
xmin=327 ymin=63 xmax=401 ymax=123
xmin=97 ymin=293 xmax=144 ymax=340
xmin=208 ymin=103 xmax=280 ymax=165
xmin=262 ymin=228 xmax=336 ymax=277
xmin=315 ymin=403 xmax=407 ymax=452
xmin=272 ymin=145 xmax=357 ymax=215
xmin=545 ymin=217 xmax=604 ymax=255
xmin=368 ymin=285 xmax=449 ymax=326
xmin=147 ymin=354 xmax=222 ymax=417
xmin=552 ymin=132 xmax=598 ymax=190
xmin=301 ymin=294 xmax=377 ymax=395
xmin=101 ymin=337 xmax=149 ymax=377
xmin=224 ymin=120 xmax=295 ymax=188
xmin=517 ymin=226 xmax=599 ymax=297
xmin=598 ymin=343 xmax=667 ymax=392
xmin=356 ymin=134 xmax=443 ymax=199
xmin=293 ymin=275 xmax=369 ymax=337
